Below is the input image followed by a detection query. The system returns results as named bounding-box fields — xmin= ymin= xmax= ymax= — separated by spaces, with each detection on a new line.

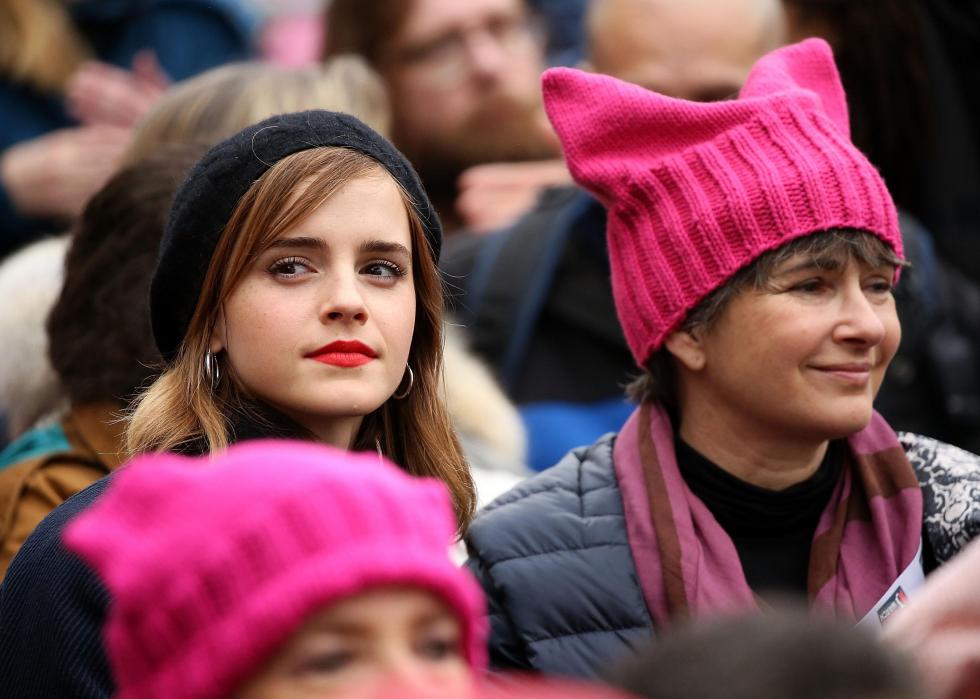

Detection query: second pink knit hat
xmin=542 ymin=38 xmax=903 ymax=366
xmin=63 ymin=440 xmax=487 ymax=699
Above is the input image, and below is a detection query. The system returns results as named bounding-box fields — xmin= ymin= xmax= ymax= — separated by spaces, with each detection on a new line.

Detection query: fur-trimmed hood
xmin=443 ymin=324 xmax=527 ymax=473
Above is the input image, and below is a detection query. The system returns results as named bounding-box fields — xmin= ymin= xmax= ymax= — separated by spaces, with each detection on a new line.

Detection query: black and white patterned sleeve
xmin=901 ymin=432 xmax=980 ymax=564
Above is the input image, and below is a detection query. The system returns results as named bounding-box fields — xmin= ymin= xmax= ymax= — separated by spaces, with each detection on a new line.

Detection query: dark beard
xmin=396 ymin=93 xmax=559 ymax=220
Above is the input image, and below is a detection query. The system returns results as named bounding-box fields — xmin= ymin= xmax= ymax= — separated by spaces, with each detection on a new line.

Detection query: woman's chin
xmin=814 ymin=404 xmax=875 ymax=441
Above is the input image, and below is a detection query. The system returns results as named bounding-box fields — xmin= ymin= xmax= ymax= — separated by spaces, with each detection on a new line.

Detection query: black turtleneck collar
xmin=675 ymin=436 xmax=843 ymax=596
xmin=176 ymin=401 xmax=309 ymax=456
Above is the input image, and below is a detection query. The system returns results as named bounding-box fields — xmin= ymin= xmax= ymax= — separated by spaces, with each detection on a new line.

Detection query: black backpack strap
xmin=465 ymin=188 xmax=595 ymax=390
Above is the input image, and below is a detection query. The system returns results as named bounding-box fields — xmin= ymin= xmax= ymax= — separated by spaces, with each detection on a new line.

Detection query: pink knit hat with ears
xmin=63 ymin=440 xmax=487 ymax=699
xmin=542 ymin=38 xmax=903 ymax=366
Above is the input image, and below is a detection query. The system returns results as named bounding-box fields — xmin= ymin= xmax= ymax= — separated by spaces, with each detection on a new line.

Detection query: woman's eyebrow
xmin=308 ymin=621 xmax=371 ymax=638
xmin=411 ymin=611 xmax=459 ymax=631
xmin=266 ymin=236 xmax=326 ymax=252
xmin=263 ymin=238 xmax=411 ymax=258
xmin=776 ymin=257 xmax=843 ymax=275
xmin=360 ymin=240 xmax=411 ymax=258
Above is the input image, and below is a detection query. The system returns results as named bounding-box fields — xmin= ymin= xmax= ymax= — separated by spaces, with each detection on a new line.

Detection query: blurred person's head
xmin=64 ymin=439 xmax=486 ymax=699
xmin=606 ymin=609 xmax=929 ymax=699
xmin=47 ymin=144 xmax=206 ymax=408
xmin=585 ymin=0 xmax=786 ymax=100
xmin=0 ymin=0 xmax=89 ymax=93
xmin=125 ymin=57 xmax=391 ymax=162
xmin=325 ymin=0 xmax=557 ymax=205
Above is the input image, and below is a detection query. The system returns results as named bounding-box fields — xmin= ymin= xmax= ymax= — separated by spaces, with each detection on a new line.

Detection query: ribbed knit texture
xmin=0 ymin=477 xmax=113 ymax=696
xmin=63 ymin=441 xmax=487 ymax=699
xmin=542 ymin=39 xmax=902 ymax=365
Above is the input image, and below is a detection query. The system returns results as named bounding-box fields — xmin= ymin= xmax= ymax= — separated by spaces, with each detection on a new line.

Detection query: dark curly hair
xmin=47 ymin=144 xmax=207 ymax=406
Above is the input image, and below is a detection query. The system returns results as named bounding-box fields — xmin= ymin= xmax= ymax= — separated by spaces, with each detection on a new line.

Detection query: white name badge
xmin=858 ymin=539 xmax=925 ymax=630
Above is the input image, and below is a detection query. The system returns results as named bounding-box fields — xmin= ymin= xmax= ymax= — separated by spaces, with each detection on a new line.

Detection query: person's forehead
xmin=305 ymin=587 xmax=455 ymax=629
xmin=602 ymin=52 xmax=753 ymax=102
xmin=398 ymin=0 xmax=526 ymax=42
xmin=590 ymin=0 xmax=784 ymax=98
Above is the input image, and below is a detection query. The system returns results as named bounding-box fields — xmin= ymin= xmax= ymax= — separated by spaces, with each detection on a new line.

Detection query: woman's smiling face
xmin=677 ymin=250 xmax=901 ymax=444
xmin=210 ymin=171 xmax=416 ymax=445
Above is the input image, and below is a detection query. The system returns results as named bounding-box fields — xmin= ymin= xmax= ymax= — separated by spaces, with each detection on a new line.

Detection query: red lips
xmin=305 ymin=340 xmax=378 ymax=368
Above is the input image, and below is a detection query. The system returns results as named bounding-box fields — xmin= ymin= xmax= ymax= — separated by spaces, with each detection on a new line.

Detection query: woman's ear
xmin=209 ymin=310 xmax=226 ymax=354
xmin=663 ymin=329 xmax=706 ymax=372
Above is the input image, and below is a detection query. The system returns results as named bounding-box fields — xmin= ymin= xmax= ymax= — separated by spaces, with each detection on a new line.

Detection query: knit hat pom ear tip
xmin=541 ymin=66 xmax=576 ymax=90
xmin=790 ymin=36 xmax=834 ymax=58
xmin=739 ymin=37 xmax=850 ymax=137
xmin=541 ymin=69 xmax=583 ymax=146
xmin=541 ymin=67 xmax=590 ymax=110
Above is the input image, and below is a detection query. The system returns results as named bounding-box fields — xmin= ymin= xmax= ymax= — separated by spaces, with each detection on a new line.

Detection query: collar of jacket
xmin=66 ymin=402 xmax=128 ymax=471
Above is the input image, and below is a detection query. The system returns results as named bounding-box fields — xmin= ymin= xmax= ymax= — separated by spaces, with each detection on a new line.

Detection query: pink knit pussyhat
xmin=63 ymin=440 xmax=488 ymax=699
xmin=542 ymin=38 xmax=903 ymax=366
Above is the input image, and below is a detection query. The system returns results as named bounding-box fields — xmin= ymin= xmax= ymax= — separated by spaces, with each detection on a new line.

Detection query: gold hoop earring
xmin=203 ymin=350 xmax=221 ymax=390
xmin=392 ymin=365 xmax=414 ymax=400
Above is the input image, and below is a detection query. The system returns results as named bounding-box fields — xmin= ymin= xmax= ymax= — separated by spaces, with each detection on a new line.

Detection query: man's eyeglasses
xmin=389 ymin=14 xmax=544 ymax=87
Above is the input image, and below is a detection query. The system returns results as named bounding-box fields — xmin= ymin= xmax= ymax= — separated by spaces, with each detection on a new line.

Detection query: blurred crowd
xmin=0 ymin=1 xmax=978 ymax=698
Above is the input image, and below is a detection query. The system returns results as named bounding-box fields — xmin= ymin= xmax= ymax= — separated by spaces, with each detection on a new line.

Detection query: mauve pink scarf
xmin=613 ymin=403 xmax=923 ymax=627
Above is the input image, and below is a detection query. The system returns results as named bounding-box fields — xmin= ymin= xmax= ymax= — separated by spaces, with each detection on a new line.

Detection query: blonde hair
xmin=125 ymin=147 xmax=476 ymax=527
xmin=0 ymin=0 xmax=90 ymax=93
xmin=125 ymin=56 xmax=390 ymax=163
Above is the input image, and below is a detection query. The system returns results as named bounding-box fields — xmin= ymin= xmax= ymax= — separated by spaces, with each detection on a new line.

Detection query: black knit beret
xmin=150 ymin=110 xmax=442 ymax=360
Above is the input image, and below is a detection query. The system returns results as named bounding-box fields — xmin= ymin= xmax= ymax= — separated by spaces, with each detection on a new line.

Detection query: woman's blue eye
xmin=269 ymin=257 xmax=313 ymax=277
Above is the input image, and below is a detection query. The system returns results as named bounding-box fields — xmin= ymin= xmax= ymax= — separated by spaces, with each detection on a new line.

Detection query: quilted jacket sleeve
xmin=466 ymin=552 xmax=534 ymax=671
xmin=462 ymin=436 xmax=656 ymax=679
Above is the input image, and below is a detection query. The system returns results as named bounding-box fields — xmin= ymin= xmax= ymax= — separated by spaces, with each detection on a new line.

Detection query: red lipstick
xmin=305 ymin=340 xmax=377 ymax=368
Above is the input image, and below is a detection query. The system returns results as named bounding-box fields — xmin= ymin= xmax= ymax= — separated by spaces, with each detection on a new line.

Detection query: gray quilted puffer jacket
xmin=465 ymin=432 xmax=980 ymax=679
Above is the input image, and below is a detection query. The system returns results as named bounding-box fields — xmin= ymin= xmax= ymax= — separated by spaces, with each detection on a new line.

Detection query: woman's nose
xmin=319 ymin=274 xmax=368 ymax=324
xmin=834 ymin=284 xmax=887 ymax=347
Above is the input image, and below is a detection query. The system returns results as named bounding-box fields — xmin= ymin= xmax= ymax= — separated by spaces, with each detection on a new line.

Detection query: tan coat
xmin=0 ymin=403 xmax=125 ymax=576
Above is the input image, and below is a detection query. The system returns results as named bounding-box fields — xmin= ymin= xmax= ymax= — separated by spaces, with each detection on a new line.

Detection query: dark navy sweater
xmin=0 ymin=477 xmax=112 ymax=696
